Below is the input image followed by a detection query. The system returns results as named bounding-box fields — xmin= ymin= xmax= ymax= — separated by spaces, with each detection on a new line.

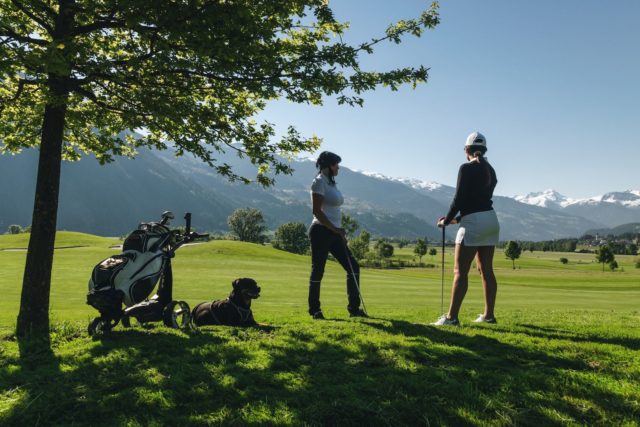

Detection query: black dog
xmin=191 ymin=278 xmax=260 ymax=327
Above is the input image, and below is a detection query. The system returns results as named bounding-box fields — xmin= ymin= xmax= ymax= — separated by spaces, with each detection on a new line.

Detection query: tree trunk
xmin=16 ymin=1 xmax=74 ymax=337
xmin=16 ymin=88 xmax=69 ymax=337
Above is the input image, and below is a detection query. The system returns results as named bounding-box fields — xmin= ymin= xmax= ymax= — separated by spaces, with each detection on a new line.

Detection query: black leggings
xmin=308 ymin=223 xmax=361 ymax=314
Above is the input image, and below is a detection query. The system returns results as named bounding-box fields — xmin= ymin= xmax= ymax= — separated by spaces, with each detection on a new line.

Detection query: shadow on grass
xmin=515 ymin=323 xmax=640 ymax=350
xmin=1 ymin=319 xmax=638 ymax=426
xmin=0 ymin=333 xmax=61 ymax=426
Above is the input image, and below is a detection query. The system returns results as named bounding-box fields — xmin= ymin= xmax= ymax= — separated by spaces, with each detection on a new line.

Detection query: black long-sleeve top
xmin=444 ymin=160 xmax=497 ymax=225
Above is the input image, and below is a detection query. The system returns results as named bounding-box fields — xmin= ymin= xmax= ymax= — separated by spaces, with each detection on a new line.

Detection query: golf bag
xmin=86 ymin=211 xmax=206 ymax=335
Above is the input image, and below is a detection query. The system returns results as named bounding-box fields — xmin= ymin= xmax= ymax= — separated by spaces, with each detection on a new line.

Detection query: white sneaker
xmin=431 ymin=315 xmax=460 ymax=326
xmin=473 ymin=314 xmax=497 ymax=324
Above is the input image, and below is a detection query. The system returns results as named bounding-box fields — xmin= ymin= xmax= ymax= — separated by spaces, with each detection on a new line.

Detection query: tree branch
xmin=0 ymin=25 xmax=48 ymax=46
xmin=10 ymin=0 xmax=54 ymax=35
xmin=0 ymin=79 xmax=41 ymax=115
xmin=69 ymin=79 xmax=152 ymax=118
xmin=73 ymin=90 xmax=148 ymax=118
xmin=145 ymin=67 xmax=296 ymax=84
xmin=25 ymin=0 xmax=56 ymax=20
xmin=72 ymin=18 xmax=126 ymax=36
xmin=73 ymin=19 xmax=158 ymax=36
xmin=12 ymin=78 xmax=40 ymax=101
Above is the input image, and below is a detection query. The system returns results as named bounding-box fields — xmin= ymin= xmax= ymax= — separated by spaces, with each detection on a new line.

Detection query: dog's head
xmin=231 ymin=278 xmax=261 ymax=300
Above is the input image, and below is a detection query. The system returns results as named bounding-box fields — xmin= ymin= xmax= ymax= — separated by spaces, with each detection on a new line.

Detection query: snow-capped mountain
xmin=569 ymin=191 xmax=640 ymax=208
xmin=515 ymin=189 xmax=640 ymax=209
xmin=355 ymin=171 xmax=640 ymax=234
xmin=359 ymin=171 xmax=442 ymax=191
xmin=357 ymin=171 xmax=456 ymax=202
xmin=512 ymin=189 xmax=640 ymax=228
xmin=352 ymin=174 xmax=608 ymax=239
xmin=513 ymin=189 xmax=571 ymax=209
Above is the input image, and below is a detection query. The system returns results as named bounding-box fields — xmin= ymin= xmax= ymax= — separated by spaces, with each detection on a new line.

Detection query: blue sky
xmin=261 ymin=0 xmax=640 ymax=198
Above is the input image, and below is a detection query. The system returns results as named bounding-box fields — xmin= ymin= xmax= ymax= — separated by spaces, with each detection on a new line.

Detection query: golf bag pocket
xmin=130 ymin=276 xmax=158 ymax=303
xmin=87 ymin=287 xmax=124 ymax=317
xmin=89 ymin=254 xmax=133 ymax=292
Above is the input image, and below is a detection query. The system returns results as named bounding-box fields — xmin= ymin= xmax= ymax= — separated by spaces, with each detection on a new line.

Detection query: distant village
xmin=511 ymin=232 xmax=640 ymax=255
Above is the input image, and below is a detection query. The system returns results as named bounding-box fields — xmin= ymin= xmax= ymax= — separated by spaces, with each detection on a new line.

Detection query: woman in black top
xmin=433 ymin=132 xmax=500 ymax=326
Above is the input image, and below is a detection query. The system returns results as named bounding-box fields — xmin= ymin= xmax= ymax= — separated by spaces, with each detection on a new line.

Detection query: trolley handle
xmin=184 ymin=212 xmax=192 ymax=235
xmin=181 ymin=213 xmax=209 ymax=243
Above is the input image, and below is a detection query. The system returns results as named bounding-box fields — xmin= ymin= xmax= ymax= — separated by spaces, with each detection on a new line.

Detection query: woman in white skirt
xmin=433 ymin=131 xmax=500 ymax=326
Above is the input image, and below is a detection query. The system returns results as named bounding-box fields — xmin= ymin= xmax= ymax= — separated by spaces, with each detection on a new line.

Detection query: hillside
xmin=585 ymin=222 xmax=640 ymax=237
xmin=0 ymin=231 xmax=119 ymax=249
xmin=1 ymin=148 xmax=632 ymax=240
xmin=0 ymin=149 xmax=447 ymax=240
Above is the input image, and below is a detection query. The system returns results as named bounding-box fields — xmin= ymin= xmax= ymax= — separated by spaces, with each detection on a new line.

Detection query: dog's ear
xmin=232 ymin=279 xmax=241 ymax=290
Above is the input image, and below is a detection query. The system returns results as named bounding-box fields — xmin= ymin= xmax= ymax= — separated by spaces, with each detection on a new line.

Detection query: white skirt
xmin=455 ymin=210 xmax=500 ymax=246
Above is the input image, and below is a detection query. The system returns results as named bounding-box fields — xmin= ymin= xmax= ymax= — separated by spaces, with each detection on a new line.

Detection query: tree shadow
xmin=15 ymin=333 xmax=57 ymax=368
xmin=0 ymin=332 xmax=62 ymax=426
xmin=515 ymin=323 xmax=640 ymax=351
xmin=1 ymin=320 xmax=638 ymax=426
xmin=357 ymin=318 xmax=638 ymax=424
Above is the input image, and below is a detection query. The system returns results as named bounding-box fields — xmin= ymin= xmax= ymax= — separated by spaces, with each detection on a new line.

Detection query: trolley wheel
xmin=88 ymin=317 xmax=118 ymax=336
xmin=163 ymin=301 xmax=191 ymax=329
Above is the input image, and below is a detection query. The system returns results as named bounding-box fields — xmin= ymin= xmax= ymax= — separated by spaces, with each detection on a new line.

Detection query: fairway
xmin=1 ymin=233 xmax=639 ymax=425
xmin=1 ymin=233 xmax=639 ymax=326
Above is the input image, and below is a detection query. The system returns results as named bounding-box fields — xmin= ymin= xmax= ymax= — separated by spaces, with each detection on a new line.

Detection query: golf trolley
xmin=87 ymin=211 xmax=207 ymax=335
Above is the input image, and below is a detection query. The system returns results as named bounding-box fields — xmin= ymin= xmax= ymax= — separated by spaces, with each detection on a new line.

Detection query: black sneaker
xmin=349 ymin=309 xmax=369 ymax=318
xmin=312 ymin=311 xmax=325 ymax=320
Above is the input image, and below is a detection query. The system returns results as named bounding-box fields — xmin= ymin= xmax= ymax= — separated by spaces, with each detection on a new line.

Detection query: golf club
xmin=343 ymin=240 xmax=368 ymax=316
xmin=440 ymin=223 xmax=446 ymax=316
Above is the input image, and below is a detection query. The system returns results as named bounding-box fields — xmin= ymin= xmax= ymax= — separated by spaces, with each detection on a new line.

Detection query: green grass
xmin=1 ymin=232 xmax=639 ymax=425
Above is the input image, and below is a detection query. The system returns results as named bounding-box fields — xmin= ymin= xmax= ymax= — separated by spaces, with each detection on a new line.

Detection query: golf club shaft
xmin=441 ymin=225 xmax=445 ymax=316
xmin=344 ymin=240 xmax=367 ymax=315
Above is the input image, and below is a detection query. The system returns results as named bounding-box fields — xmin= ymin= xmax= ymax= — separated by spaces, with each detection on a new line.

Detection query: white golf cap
xmin=465 ymin=131 xmax=486 ymax=147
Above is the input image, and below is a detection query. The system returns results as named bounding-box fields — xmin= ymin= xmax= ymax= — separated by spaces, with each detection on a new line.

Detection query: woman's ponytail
xmin=470 ymin=147 xmax=492 ymax=188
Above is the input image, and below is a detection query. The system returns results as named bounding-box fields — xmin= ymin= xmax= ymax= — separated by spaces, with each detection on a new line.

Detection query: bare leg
xmin=447 ymin=244 xmax=477 ymax=320
xmin=476 ymin=246 xmax=497 ymax=319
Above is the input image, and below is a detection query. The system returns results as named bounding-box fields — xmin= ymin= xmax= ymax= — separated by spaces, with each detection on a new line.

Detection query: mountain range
xmin=1 ymin=148 xmax=638 ymax=241
xmin=514 ymin=189 xmax=640 ymax=227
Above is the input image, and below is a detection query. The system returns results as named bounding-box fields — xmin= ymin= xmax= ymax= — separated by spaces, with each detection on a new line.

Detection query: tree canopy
xmin=414 ymin=238 xmax=427 ymax=261
xmin=504 ymin=240 xmax=522 ymax=270
xmin=272 ymin=222 xmax=309 ymax=255
xmin=596 ymin=246 xmax=615 ymax=272
xmin=0 ymin=0 xmax=440 ymax=336
xmin=228 ymin=208 xmax=267 ymax=244
xmin=1 ymin=0 xmax=440 ymax=184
